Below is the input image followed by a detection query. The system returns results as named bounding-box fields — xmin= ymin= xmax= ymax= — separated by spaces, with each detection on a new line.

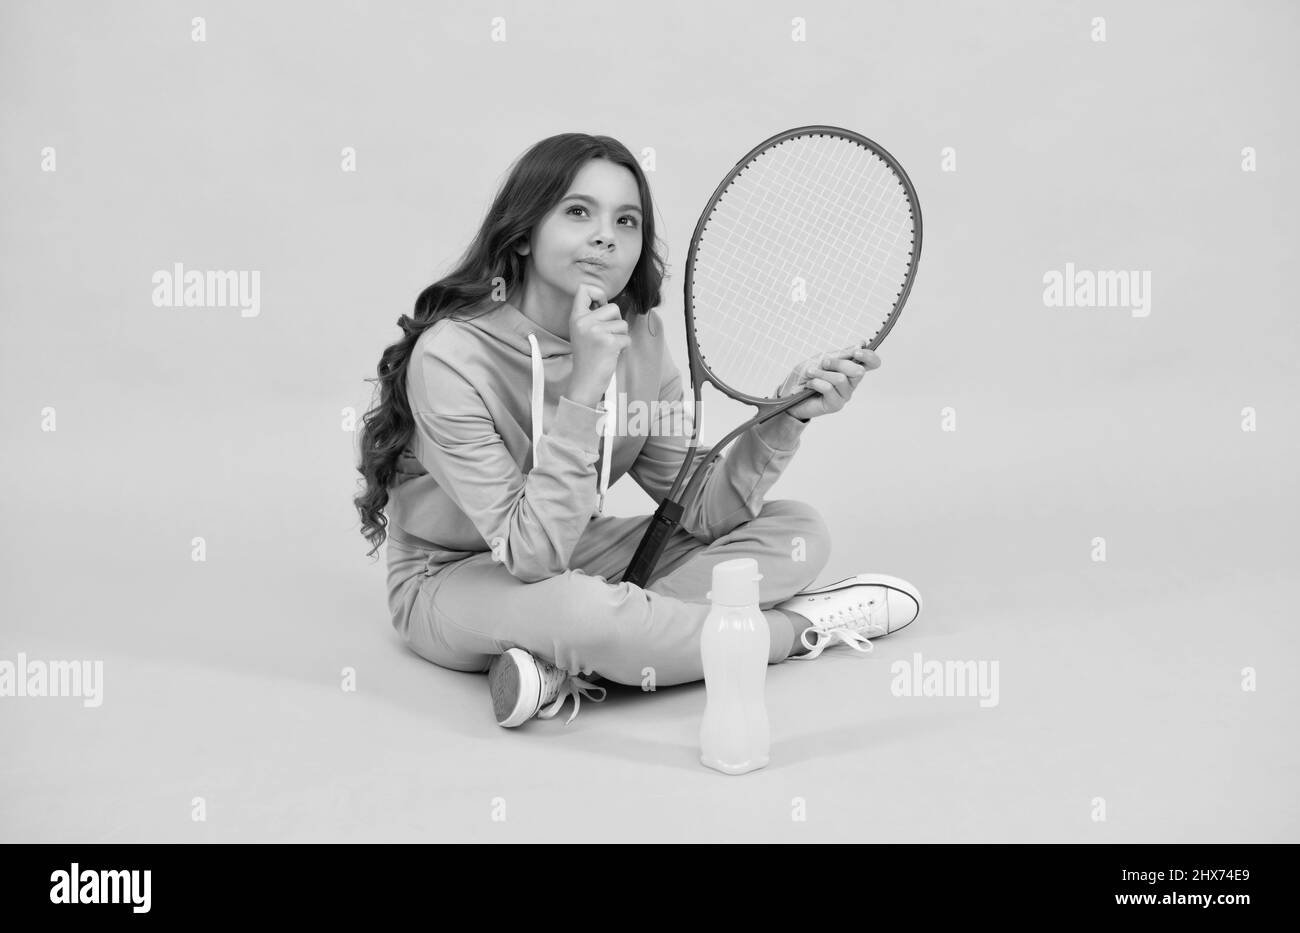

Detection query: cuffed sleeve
xmin=751 ymin=409 xmax=809 ymax=451
xmin=409 ymin=349 xmax=603 ymax=584
xmin=628 ymin=353 xmax=808 ymax=544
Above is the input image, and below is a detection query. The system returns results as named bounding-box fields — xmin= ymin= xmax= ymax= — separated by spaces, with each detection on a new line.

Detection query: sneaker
xmin=776 ymin=573 xmax=922 ymax=661
xmin=487 ymin=647 xmax=607 ymax=727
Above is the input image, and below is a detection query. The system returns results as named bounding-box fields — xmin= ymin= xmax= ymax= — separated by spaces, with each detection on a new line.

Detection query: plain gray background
xmin=2 ymin=0 xmax=1296 ymax=842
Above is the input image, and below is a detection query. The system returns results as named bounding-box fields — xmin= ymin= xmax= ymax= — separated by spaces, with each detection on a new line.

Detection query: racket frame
xmin=621 ymin=124 xmax=923 ymax=588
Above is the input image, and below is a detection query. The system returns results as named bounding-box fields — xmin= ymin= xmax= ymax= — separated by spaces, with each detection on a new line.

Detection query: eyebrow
xmin=563 ymin=193 xmax=643 ymax=215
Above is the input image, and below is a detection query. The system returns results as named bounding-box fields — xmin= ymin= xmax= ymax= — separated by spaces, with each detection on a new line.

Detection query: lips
xmin=577 ymin=258 xmax=609 ymax=270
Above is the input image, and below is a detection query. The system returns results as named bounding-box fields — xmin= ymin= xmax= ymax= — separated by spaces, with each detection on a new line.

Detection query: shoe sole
xmin=800 ymin=573 xmax=922 ymax=635
xmin=488 ymin=648 xmax=542 ymax=728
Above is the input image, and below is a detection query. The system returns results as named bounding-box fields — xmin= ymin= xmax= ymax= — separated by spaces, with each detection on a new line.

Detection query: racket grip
xmin=622 ymin=499 xmax=685 ymax=589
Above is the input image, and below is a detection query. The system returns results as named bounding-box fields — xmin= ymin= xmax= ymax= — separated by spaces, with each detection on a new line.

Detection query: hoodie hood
xmin=465 ymin=300 xmax=616 ymax=516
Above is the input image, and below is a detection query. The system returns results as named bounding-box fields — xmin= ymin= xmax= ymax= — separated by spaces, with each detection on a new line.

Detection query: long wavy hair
xmin=354 ymin=133 xmax=668 ymax=559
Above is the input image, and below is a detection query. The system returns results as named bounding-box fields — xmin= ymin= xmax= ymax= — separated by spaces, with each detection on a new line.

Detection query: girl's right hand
xmin=567 ymin=284 xmax=629 ymax=408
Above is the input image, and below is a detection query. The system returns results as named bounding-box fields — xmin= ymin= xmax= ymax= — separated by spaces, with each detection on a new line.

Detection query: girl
xmin=355 ymin=133 xmax=922 ymax=728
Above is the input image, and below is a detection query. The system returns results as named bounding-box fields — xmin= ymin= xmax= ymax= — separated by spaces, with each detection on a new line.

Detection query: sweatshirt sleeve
xmin=409 ymin=346 xmax=604 ymax=584
xmin=628 ymin=350 xmax=808 ymax=544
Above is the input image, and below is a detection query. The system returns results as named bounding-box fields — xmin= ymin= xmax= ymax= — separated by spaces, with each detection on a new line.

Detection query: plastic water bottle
xmin=699 ymin=557 xmax=771 ymax=774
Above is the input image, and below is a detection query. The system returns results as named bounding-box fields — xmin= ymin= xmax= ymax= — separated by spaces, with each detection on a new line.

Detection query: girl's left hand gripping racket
xmin=622 ymin=125 xmax=923 ymax=589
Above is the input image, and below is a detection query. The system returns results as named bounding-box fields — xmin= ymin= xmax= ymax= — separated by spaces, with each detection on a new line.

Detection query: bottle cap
xmin=706 ymin=558 xmax=763 ymax=607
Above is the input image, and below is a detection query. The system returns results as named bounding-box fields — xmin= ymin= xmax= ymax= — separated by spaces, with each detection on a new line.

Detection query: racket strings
xmin=692 ymin=133 xmax=916 ymax=400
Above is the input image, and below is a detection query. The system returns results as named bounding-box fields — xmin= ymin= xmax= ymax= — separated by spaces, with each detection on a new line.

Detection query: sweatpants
xmin=386 ymin=499 xmax=831 ymax=687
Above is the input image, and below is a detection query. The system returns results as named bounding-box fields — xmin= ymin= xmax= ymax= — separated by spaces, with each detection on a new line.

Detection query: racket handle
xmin=622 ymin=499 xmax=685 ymax=589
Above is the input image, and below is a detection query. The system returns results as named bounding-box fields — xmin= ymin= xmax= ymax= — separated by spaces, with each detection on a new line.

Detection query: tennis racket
xmin=621 ymin=124 xmax=922 ymax=589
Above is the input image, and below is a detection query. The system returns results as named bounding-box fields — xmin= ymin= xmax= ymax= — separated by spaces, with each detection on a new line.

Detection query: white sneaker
xmin=488 ymin=647 xmax=607 ymax=727
xmin=776 ymin=574 xmax=922 ymax=661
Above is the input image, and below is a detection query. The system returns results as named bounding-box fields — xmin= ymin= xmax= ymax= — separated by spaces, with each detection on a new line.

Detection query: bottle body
xmin=699 ymin=603 xmax=771 ymax=774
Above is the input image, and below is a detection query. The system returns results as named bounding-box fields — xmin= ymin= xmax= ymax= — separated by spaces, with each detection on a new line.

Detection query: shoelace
xmin=537 ymin=674 xmax=608 ymax=726
xmin=797 ymin=599 xmax=884 ymax=660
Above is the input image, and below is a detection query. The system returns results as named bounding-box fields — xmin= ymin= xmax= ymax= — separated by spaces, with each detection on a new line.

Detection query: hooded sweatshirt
xmin=385 ymin=297 xmax=808 ymax=585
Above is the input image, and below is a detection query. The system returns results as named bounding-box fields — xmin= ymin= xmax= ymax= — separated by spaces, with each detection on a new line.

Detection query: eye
xmin=566 ymin=205 xmax=639 ymax=228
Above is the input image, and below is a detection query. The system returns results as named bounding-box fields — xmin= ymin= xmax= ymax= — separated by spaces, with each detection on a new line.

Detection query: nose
xmin=592 ymin=218 xmax=617 ymax=250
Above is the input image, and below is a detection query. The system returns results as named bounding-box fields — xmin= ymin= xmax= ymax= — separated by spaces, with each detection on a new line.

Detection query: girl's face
xmin=523 ymin=158 xmax=644 ymax=305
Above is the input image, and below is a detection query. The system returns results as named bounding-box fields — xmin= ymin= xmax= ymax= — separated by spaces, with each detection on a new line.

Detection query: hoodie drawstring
xmin=596 ymin=370 xmax=616 ymax=515
xmin=527 ymin=333 xmax=545 ymax=457
xmin=528 ymin=332 xmax=615 ymax=516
